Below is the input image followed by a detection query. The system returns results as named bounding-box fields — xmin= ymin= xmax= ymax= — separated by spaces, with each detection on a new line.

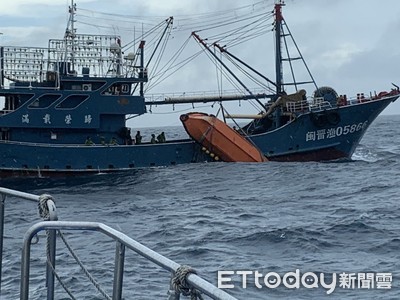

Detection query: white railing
xmin=310 ymin=97 xmax=332 ymax=111
xmin=0 ymin=187 xmax=237 ymax=300
xmin=285 ymin=100 xmax=309 ymax=112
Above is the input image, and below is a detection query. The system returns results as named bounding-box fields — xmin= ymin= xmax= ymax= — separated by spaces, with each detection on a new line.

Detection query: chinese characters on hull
xmin=306 ymin=121 xmax=368 ymax=142
xmin=20 ymin=114 xmax=93 ymax=125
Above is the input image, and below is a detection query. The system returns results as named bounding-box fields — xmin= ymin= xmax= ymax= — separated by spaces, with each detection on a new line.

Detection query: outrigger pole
xmin=213 ymin=43 xmax=277 ymax=89
xmin=145 ymin=17 xmax=174 ymax=70
xmin=274 ymin=1 xmax=284 ymax=95
xmin=191 ymin=31 xmax=268 ymax=111
xmin=272 ymin=1 xmax=285 ymax=128
xmin=139 ymin=40 xmax=145 ymax=97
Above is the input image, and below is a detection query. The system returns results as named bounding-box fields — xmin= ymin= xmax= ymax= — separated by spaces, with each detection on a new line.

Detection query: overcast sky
xmin=1 ymin=0 xmax=399 ymax=128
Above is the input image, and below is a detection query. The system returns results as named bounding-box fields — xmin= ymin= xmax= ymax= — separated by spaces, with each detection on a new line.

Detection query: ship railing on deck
xmin=285 ymin=100 xmax=309 ymax=113
xmin=3 ymin=83 xmax=61 ymax=90
xmin=309 ymin=97 xmax=332 ymax=111
xmin=0 ymin=109 xmax=13 ymax=115
xmin=345 ymin=94 xmax=373 ymax=105
xmin=0 ymin=187 xmax=237 ymax=300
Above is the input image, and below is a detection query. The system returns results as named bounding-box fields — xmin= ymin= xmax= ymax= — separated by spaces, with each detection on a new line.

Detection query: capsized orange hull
xmin=180 ymin=112 xmax=268 ymax=162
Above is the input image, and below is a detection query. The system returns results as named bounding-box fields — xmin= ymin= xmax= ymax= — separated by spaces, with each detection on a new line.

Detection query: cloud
xmin=0 ymin=0 xmax=54 ymax=16
xmin=0 ymin=0 xmax=77 ymax=17
xmin=1 ymin=0 xmax=400 ymax=125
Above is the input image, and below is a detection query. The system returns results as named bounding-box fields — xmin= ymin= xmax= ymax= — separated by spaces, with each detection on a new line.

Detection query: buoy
xmin=210 ymin=153 xmax=215 ymax=158
xmin=214 ymin=156 xmax=219 ymax=161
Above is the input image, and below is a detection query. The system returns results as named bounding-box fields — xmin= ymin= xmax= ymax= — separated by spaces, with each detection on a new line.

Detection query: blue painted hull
xmin=253 ymin=96 xmax=397 ymax=161
xmin=0 ymin=140 xmax=209 ymax=177
xmin=0 ymin=95 xmax=397 ymax=177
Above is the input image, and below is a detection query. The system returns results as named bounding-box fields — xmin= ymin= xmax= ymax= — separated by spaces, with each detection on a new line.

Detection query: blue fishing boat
xmin=0 ymin=1 xmax=398 ymax=176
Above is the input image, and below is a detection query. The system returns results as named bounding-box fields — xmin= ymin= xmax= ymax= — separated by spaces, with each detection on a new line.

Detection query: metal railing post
xmin=45 ymin=199 xmax=58 ymax=300
xmin=20 ymin=231 xmax=33 ymax=300
xmin=0 ymin=193 xmax=5 ymax=294
xmin=46 ymin=228 xmax=57 ymax=300
xmin=0 ymin=184 xmax=238 ymax=300
xmin=112 ymin=241 xmax=125 ymax=300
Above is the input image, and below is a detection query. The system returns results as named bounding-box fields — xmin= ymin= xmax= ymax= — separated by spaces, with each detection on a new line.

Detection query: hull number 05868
xmin=305 ymin=121 xmax=368 ymax=142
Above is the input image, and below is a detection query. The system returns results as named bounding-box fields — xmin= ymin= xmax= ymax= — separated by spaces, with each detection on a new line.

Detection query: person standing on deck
xmin=135 ymin=131 xmax=142 ymax=145
xmin=85 ymin=137 xmax=94 ymax=145
xmin=150 ymin=134 xmax=156 ymax=144
xmin=157 ymin=132 xmax=166 ymax=143
xmin=110 ymin=137 xmax=118 ymax=145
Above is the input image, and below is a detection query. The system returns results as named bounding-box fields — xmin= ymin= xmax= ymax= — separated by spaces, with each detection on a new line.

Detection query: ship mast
xmin=274 ymin=1 xmax=284 ymax=95
xmin=64 ymin=0 xmax=76 ymax=74
xmin=70 ymin=0 xmax=77 ymax=73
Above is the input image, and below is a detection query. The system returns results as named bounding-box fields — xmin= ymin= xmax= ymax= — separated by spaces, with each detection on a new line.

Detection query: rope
xmin=58 ymin=230 xmax=112 ymax=300
xmin=172 ymin=265 xmax=204 ymax=300
xmin=46 ymin=232 xmax=77 ymax=300
xmin=38 ymin=194 xmax=111 ymax=300
xmin=38 ymin=194 xmax=55 ymax=220
xmin=38 ymin=194 xmax=76 ymax=299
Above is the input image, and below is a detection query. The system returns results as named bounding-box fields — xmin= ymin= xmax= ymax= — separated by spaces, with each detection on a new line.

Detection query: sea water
xmin=1 ymin=115 xmax=400 ymax=299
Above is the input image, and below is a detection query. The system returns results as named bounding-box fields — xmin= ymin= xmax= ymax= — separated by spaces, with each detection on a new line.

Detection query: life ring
xmin=327 ymin=111 xmax=341 ymax=125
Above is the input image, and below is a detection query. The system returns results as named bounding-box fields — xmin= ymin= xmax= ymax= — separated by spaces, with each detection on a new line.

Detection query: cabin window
xmin=28 ymin=94 xmax=61 ymax=109
xmin=56 ymin=95 xmax=89 ymax=109
xmin=3 ymin=95 xmax=20 ymax=112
